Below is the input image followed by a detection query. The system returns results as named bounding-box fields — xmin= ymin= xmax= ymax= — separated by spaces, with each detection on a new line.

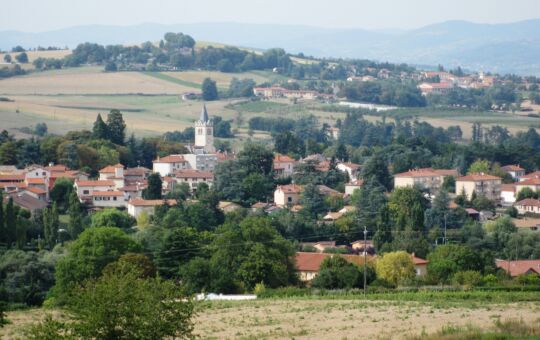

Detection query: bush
xmin=28 ymin=264 xmax=194 ymax=339
xmin=517 ymin=273 xmax=540 ymax=286
xmin=452 ymin=270 xmax=483 ymax=288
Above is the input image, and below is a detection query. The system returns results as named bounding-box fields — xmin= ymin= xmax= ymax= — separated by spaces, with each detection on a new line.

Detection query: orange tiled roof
xmin=26 ymin=178 xmax=46 ymax=184
xmin=517 ymin=178 xmax=540 ymax=186
xmin=25 ymin=186 xmax=47 ymax=195
xmin=91 ymin=191 xmax=124 ymax=197
xmin=75 ymin=180 xmax=115 ymax=187
xmin=495 ymin=259 xmax=540 ymax=277
xmin=128 ymin=198 xmax=177 ymax=207
xmin=153 ymin=155 xmax=186 ymax=163
xmin=277 ymin=184 xmax=304 ymax=194
xmin=174 ymin=169 xmax=214 ymax=179
xmin=515 ymin=198 xmax=540 ymax=208
xmin=0 ymin=174 xmax=25 ymax=182
xmin=395 ymin=168 xmax=458 ymax=178
xmin=99 ymin=163 xmax=124 ymax=173
xmin=501 ymin=184 xmax=515 ymax=192
xmin=295 ymin=252 xmax=373 ymax=272
xmin=457 ymin=173 xmax=501 ymax=181
xmin=274 ymin=154 xmax=295 ymax=163
xmin=502 ymin=165 xmax=525 ymax=172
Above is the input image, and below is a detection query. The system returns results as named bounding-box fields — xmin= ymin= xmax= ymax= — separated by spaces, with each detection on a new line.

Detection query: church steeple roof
xmin=200 ymin=104 xmax=209 ymax=123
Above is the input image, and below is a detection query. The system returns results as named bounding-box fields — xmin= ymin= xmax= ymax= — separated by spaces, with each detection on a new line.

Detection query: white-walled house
xmin=455 ymin=173 xmax=502 ymax=201
xmin=345 ymin=179 xmax=364 ymax=196
xmin=153 ymin=155 xmax=190 ymax=177
xmin=337 ymin=162 xmax=361 ymax=179
xmin=182 ymin=153 xmax=217 ymax=172
xmin=394 ymin=168 xmax=458 ymax=193
xmin=90 ymin=191 xmax=127 ymax=208
xmin=274 ymin=184 xmax=304 ymax=207
xmin=501 ymin=184 xmax=516 ymax=205
xmin=74 ymin=180 xmax=115 ymax=201
xmin=173 ymin=169 xmax=214 ymax=191
xmin=501 ymin=165 xmax=525 ymax=180
xmin=514 ymin=198 xmax=540 ymax=215
xmin=273 ymin=154 xmax=296 ymax=177
xmin=127 ymin=198 xmax=177 ymax=218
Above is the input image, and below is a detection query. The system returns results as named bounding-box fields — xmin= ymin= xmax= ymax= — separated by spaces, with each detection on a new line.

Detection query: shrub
xmin=452 ymin=270 xmax=483 ymax=288
xmin=28 ymin=264 xmax=194 ymax=339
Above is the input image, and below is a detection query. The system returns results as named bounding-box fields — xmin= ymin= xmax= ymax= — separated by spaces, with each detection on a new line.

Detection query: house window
xmin=83 ymin=190 xmax=89 ymax=195
xmin=113 ymin=197 xmax=117 ymax=201
xmin=287 ymin=196 xmax=292 ymax=203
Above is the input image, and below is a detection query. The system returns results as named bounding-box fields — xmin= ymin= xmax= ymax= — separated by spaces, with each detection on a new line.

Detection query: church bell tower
xmin=195 ymin=104 xmax=215 ymax=153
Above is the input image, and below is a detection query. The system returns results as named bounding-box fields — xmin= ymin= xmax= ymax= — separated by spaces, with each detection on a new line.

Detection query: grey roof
xmin=7 ymin=193 xmax=48 ymax=211
xmin=200 ymin=104 xmax=209 ymax=123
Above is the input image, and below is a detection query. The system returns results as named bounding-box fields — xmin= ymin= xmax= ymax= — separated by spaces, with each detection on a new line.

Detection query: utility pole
xmin=363 ymin=225 xmax=368 ymax=297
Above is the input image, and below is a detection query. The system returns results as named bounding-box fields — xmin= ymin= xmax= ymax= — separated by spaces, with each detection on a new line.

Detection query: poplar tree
xmin=5 ymin=197 xmax=16 ymax=247
xmin=68 ymin=190 xmax=84 ymax=239
xmin=44 ymin=202 xmax=59 ymax=249
xmin=0 ymin=191 xmax=4 ymax=245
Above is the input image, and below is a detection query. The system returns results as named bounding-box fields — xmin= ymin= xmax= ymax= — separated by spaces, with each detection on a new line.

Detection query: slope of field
xmin=0 ymin=67 xmax=198 ymax=95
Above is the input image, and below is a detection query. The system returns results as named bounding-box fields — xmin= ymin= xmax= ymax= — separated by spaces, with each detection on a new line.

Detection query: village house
xmin=417 ymin=82 xmax=454 ymax=96
xmin=326 ymin=127 xmax=340 ymax=140
xmin=412 ymin=253 xmax=429 ymax=276
xmin=274 ymin=184 xmax=304 ymax=207
xmin=455 ymin=173 xmax=502 ymax=201
xmin=345 ymin=179 xmax=364 ymax=196
xmin=295 ymin=252 xmax=373 ymax=283
xmin=74 ymin=180 xmax=115 ymax=202
xmin=218 ymin=201 xmax=242 ymax=213
xmin=336 ymin=162 xmax=361 ymax=179
xmin=512 ymin=218 xmax=540 ymax=232
xmin=500 ymin=184 xmax=516 ymax=205
xmin=173 ymin=169 xmax=214 ymax=192
xmin=152 ymin=155 xmax=190 ymax=177
xmin=4 ymin=192 xmax=47 ymax=214
xmin=495 ymin=259 xmax=540 ymax=277
xmin=90 ymin=191 xmax=127 ymax=208
xmin=501 ymin=165 xmax=526 ymax=180
xmin=515 ymin=177 xmax=540 ymax=194
xmin=517 ymin=171 xmax=540 ymax=182
xmin=351 ymin=240 xmax=375 ymax=254
xmin=22 ymin=186 xmax=47 ymax=202
xmin=394 ymin=168 xmax=458 ymax=194
xmin=127 ymin=198 xmax=177 ymax=218
xmin=253 ymin=86 xmax=319 ymax=100
xmin=514 ymin=198 xmax=540 ymax=215
xmin=273 ymin=154 xmax=295 ymax=177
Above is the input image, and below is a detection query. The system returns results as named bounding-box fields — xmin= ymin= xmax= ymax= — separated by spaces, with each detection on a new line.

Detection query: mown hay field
xmin=3 ymin=299 xmax=539 ymax=339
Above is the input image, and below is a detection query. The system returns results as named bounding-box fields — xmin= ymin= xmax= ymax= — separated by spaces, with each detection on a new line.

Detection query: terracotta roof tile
xmin=495 ymin=259 xmax=540 ymax=277
xmin=457 ymin=173 xmax=501 ymax=181
xmin=91 ymin=191 xmax=124 ymax=197
xmin=128 ymin=198 xmax=177 ymax=206
xmin=75 ymin=180 xmax=115 ymax=187
xmin=153 ymin=155 xmax=186 ymax=163
xmin=515 ymin=198 xmax=540 ymax=208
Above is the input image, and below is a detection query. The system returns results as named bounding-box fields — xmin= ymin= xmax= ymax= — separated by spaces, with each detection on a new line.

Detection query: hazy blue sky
xmin=2 ymin=0 xmax=540 ymax=32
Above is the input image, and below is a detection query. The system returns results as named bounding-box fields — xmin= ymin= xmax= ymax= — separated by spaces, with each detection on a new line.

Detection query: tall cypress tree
xmin=106 ymin=109 xmax=126 ymax=145
xmin=44 ymin=202 xmax=59 ymax=249
xmin=15 ymin=215 xmax=27 ymax=249
xmin=5 ymin=197 xmax=16 ymax=247
xmin=92 ymin=113 xmax=109 ymax=140
xmin=68 ymin=191 xmax=84 ymax=239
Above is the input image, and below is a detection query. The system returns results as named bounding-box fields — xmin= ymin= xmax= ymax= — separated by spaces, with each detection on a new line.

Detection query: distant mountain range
xmin=1 ymin=20 xmax=540 ymax=75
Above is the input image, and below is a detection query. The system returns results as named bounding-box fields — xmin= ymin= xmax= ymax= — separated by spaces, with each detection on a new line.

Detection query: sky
xmin=2 ymin=0 xmax=540 ymax=32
